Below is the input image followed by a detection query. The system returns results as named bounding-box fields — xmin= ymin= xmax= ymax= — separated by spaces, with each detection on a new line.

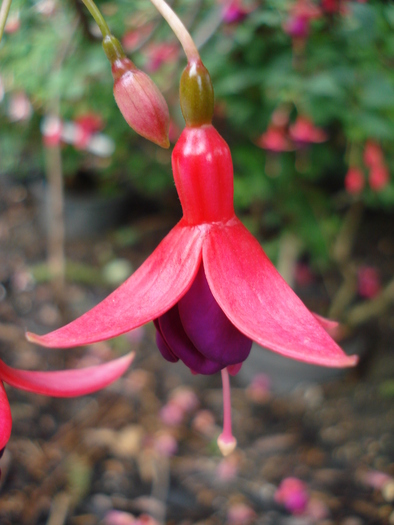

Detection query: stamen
xmin=217 ymin=367 xmax=237 ymax=456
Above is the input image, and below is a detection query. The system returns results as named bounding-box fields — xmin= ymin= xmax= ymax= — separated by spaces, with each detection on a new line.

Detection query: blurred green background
xmin=0 ymin=0 xmax=393 ymax=287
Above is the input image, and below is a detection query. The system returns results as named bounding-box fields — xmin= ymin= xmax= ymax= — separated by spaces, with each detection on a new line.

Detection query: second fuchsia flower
xmin=0 ymin=353 xmax=134 ymax=453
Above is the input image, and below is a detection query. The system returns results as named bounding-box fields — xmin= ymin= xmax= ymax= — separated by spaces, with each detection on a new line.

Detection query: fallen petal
xmin=204 ymin=220 xmax=358 ymax=368
xmin=0 ymin=353 xmax=134 ymax=396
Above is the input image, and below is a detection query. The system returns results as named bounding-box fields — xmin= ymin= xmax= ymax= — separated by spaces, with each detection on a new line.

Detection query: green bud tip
xmin=180 ymin=59 xmax=214 ymax=127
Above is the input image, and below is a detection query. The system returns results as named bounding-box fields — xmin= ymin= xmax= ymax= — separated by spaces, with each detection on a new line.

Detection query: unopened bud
xmin=103 ymin=35 xmax=170 ymax=148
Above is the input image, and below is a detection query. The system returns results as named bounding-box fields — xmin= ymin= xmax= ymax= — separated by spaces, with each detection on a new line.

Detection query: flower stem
xmin=217 ymin=367 xmax=237 ymax=456
xmin=80 ymin=0 xmax=111 ymax=38
xmin=0 ymin=0 xmax=12 ymax=43
xmin=148 ymin=0 xmax=200 ymax=62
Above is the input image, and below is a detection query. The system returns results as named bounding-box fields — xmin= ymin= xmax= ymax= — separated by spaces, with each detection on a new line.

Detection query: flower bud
xmin=102 ymin=35 xmax=170 ymax=148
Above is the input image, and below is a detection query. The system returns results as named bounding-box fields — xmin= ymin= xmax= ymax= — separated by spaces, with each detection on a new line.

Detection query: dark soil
xmin=0 ymin=179 xmax=393 ymax=525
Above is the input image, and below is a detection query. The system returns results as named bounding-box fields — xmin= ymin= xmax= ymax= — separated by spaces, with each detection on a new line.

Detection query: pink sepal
xmin=204 ymin=219 xmax=358 ymax=368
xmin=26 ymin=223 xmax=203 ymax=348
xmin=0 ymin=352 xmax=134 ymax=397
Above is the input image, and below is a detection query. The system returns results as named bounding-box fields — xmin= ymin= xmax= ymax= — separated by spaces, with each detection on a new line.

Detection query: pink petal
xmin=0 ymin=352 xmax=135 ymax=396
xmin=0 ymin=382 xmax=12 ymax=450
xmin=27 ymin=222 xmax=204 ymax=348
xmin=312 ymin=313 xmax=338 ymax=332
xmin=203 ymin=219 xmax=358 ymax=367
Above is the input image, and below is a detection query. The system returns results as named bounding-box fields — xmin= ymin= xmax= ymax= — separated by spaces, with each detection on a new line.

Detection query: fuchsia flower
xmin=27 ymin=58 xmax=357 ymax=454
xmin=122 ymin=24 xmax=155 ymax=53
xmin=369 ymin=163 xmax=390 ymax=192
xmin=256 ymin=125 xmax=294 ymax=152
xmin=73 ymin=112 xmax=104 ymax=150
xmin=363 ymin=140 xmax=384 ymax=168
xmin=344 ymin=166 xmax=365 ymax=195
xmin=357 ymin=266 xmax=381 ymax=299
xmin=28 ymin=120 xmax=355 ymax=369
xmin=0 ymin=353 xmax=135 ymax=452
xmin=145 ymin=42 xmax=179 ymax=72
xmin=221 ymin=0 xmax=252 ymax=24
xmin=275 ymin=477 xmax=309 ymax=515
xmin=289 ymin=116 xmax=327 ymax=145
xmin=284 ymin=0 xmax=321 ymax=39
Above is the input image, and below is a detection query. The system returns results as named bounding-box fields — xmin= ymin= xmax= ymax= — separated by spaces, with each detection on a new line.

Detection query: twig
xmin=0 ymin=0 xmax=12 ymax=42
xmin=150 ymin=456 xmax=170 ymax=525
xmin=44 ymin=19 xmax=79 ymax=299
xmin=276 ymin=232 xmax=301 ymax=287
xmin=328 ymin=202 xmax=364 ymax=319
xmin=346 ymin=277 xmax=394 ymax=327
xmin=46 ymin=492 xmax=70 ymax=525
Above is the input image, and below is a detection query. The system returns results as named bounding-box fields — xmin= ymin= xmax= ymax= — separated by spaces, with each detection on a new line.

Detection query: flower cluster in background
xmin=345 ymin=140 xmax=390 ymax=195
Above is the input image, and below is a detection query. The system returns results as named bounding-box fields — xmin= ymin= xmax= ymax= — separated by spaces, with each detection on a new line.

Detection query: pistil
xmin=217 ymin=367 xmax=237 ymax=456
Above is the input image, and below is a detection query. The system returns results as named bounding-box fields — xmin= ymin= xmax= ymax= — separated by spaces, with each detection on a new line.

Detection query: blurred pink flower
xmin=275 ymin=477 xmax=309 ymax=515
xmin=4 ymin=12 xmax=20 ymax=33
xmin=145 ymin=42 xmax=179 ymax=72
xmin=216 ymin=455 xmax=239 ymax=482
xmin=153 ymin=431 xmax=178 ymax=456
xmin=369 ymin=164 xmax=390 ymax=192
xmin=358 ymin=266 xmax=381 ymax=299
xmin=73 ymin=112 xmax=104 ymax=150
xmin=226 ymin=502 xmax=256 ymax=525
xmin=363 ymin=140 xmax=384 ymax=168
xmin=344 ymin=167 xmax=365 ymax=195
xmin=245 ymin=373 xmax=271 ymax=403
xmin=159 ymin=401 xmax=185 ymax=426
xmin=122 ymin=24 xmax=155 ymax=53
xmin=289 ymin=116 xmax=327 ymax=144
xmin=8 ymin=92 xmax=32 ymax=122
xmin=256 ymin=126 xmax=294 ymax=152
xmin=192 ymin=409 xmax=216 ymax=437
xmin=284 ymin=0 xmax=321 ymax=38
xmin=41 ymin=115 xmax=63 ymax=147
xmin=222 ymin=0 xmax=252 ymax=23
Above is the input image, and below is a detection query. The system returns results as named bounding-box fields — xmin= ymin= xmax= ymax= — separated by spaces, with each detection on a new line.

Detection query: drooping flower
xmin=274 ymin=477 xmax=309 ymax=515
xmin=363 ymin=140 xmax=384 ymax=168
xmin=256 ymin=125 xmax=294 ymax=152
xmin=369 ymin=163 xmax=390 ymax=192
xmin=344 ymin=166 xmax=365 ymax=195
xmin=283 ymin=0 xmax=321 ymax=39
xmin=289 ymin=116 xmax=327 ymax=145
xmin=144 ymin=41 xmax=179 ymax=72
xmin=0 ymin=353 xmax=134 ymax=453
xmin=27 ymin=59 xmax=357 ymax=454
xmin=357 ymin=266 xmax=381 ymax=299
xmin=221 ymin=0 xmax=252 ymax=24
xmin=122 ymin=23 xmax=155 ymax=53
xmin=73 ymin=112 xmax=104 ymax=149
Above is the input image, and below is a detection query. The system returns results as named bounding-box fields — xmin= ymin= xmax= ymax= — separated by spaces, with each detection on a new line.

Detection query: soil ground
xmin=0 ymin=179 xmax=393 ymax=525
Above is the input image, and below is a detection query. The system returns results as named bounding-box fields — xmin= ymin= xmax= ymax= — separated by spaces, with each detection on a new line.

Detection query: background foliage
xmin=1 ymin=0 xmax=393 ymax=271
